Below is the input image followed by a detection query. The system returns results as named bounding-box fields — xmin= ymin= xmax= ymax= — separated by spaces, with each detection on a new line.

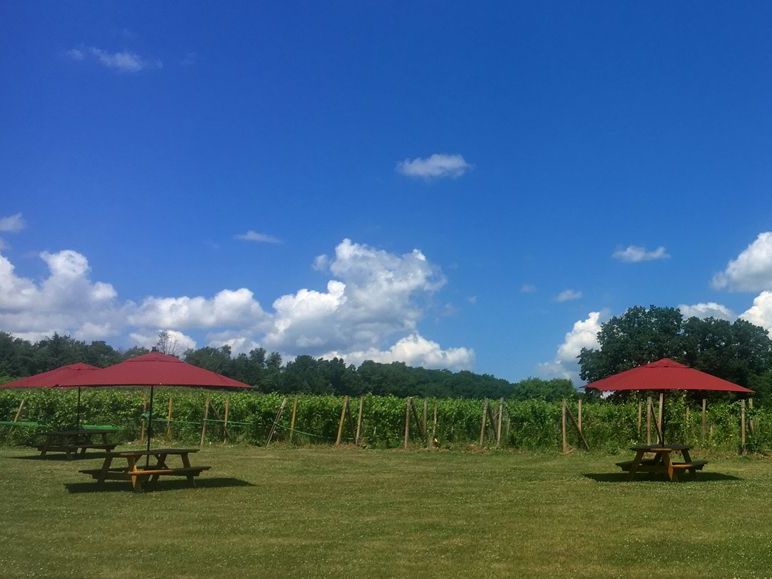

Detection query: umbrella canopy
xmin=59 ymin=352 xmax=250 ymax=458
xmin=585 ymin=358 xmax=754 ymax=393
xmin=0 ymin=363 xmax=101 ymax=430
xmin=58 ymin=352 xmax=250 ymax=389
xmin=585 ymin=358 xmax=753 ymax=446
xmin=0 ymin=363 xmax=99 ymax=389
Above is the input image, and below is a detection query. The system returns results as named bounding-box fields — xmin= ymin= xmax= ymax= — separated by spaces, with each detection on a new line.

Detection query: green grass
xmin=1 ymin=446 xmax=771 ymax=577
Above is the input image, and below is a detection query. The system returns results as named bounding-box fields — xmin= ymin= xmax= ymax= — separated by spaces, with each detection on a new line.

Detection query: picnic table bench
xmin=617 ymin=444 xmax=707 ymax=481
xmin=80 ymin=448 xmax=210 ymax=491
xmin=36 ymin=429 xmax=117 ymax=459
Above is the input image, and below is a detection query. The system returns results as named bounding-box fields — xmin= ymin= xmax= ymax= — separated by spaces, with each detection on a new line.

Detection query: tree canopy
xmin=578 ymin=306 xmax=772 ymax=399
xmin=0 ymin=330 xmax=573 ymax=400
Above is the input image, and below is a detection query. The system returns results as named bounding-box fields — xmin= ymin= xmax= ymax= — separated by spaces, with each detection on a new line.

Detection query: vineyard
xmin=1 ymin=389 xmax=769 ymax=452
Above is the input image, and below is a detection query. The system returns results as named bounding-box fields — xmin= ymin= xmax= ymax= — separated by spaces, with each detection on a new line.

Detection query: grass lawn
xmin=1 ymin=446 xmax=771 ymax=578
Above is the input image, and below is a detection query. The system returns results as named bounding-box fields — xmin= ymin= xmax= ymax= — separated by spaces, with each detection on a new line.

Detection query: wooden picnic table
xmin=79 ymin=448 xmax=210 ymax=491
xmin=616 ymin=444 xmax=707 ymax=481
xmin=36 ymin=429 xmax=117 ymax=459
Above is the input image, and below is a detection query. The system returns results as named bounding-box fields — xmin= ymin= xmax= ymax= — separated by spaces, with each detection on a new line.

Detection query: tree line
xmin=0 ymin=331 xmax=573 ymax=400
xmin=2 ymin=305 xmax=771 ymax=401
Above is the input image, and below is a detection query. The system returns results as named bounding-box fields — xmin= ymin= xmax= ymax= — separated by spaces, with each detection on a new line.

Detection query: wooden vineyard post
xmin=355 ymin=397 xmax=364 ymax=446
xmin=288 ymin=398 xmax=298 ymax=444
xmin=12 ymin=397 xmax=26 ymax=425
xmin=566 ymin=403 xmax=590 ymax=450
xmin=496 ymin=398 xmax=504 ymax=448
xmin=740 ymin=399 xmax=746 ymax=455
xmin=5 ymin=397 xmax=26 ymax=439
xmin=657 ymin=393 xmax=664 ymax=445
xmin=422 ymin=399 xmax=428 ymax=441
xmin=166 ymin=397 xmax=173 ymax=440
xmin=701 ymin=398 xmax=707 ymax=443
xmin=430 ymin=401 xmax=437 ymax=449
xmin=577 ymin=399 xmax=583 ymax=435
xmin=408 ymin=398 xmax=427 ymax=445
xmin=336 ymin=396 xmax=350 ymax=447
xmin=561 ymin=399 xmax=568 ymax=453
xmin=223 ymin=398 xmax=231 ymax=443
xmin=200 ymin=397 xmax=210 ymax=447
xmin=265 ymin=398 xmax=287 ymax=446
xmin=749 ymin=398 xmax=755 ymax=435
xmin=404 ymin=397 xmax=411 ymax=449
xmin=637 ymin=400 xmax=643 ymax=436
xmin=479 ymin=399 xmax=489 ymax=446
xmin=646 ymin=396 xmax=652 ymax=445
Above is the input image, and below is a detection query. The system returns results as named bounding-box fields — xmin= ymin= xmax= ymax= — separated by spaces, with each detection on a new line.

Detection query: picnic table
xmin=616 ymin=444 xmax=707 ymax=481
xmin=36 ymin=429 xmax=117 ymax=459
xmin=79 ymin=448 xmax=210 ymax=491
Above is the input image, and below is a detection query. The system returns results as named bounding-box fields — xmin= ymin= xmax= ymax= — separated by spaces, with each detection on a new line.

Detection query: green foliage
xmin=1 ymin=389 xmax=767 ymax=452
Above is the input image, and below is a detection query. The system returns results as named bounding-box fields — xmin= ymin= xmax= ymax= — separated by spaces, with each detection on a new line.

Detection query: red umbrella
xmin=1 ymin=363 xmax=100 ymax=429
xmin=585 ymin=358 xmax=754 ymax=393
xmin=59 ymin=352 xmax=250 ymax=455
xmin=585 ymin=358 xmax=753 ymax=443
xmin=1 ymin=363 xmax=99 ymax=389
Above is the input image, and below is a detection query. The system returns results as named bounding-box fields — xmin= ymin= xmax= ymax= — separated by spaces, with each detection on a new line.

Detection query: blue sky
xmin=2 ymin=2 xmax=772 ymax=382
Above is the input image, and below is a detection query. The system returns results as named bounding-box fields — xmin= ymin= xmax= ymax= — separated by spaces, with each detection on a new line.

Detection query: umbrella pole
xmin=145 ymin=385 xmax=155 ymax=468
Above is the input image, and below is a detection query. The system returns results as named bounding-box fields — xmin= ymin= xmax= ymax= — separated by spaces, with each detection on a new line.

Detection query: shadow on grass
xmin=584 ymin=472 xmax=741 ymax=483
xmin=64 ymin=477 xmax=254 ymax=493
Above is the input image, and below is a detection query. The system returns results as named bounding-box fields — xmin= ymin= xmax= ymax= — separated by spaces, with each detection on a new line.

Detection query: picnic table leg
xmin=150 ymin=453 xmax=169 ymax=486
xmin=663 ymin=452 xmax=677 ymax=481
xmin=128 ymin=457 xmax=143 ymax=492
xmin=628 ymin=450 xmax=645 ymax=479
xmin=181 ymin=452 xmax=197 ymax=487
xmin=96 ymin=454 xmax=113 ymax=485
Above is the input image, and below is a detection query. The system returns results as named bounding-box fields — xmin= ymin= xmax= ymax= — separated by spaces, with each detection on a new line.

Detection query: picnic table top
xmin=631 ymin=443 xmax=690 ymax=452
xmin=43 ymin=429 xmax=114 ymax=436
xmin=108 ymin=448 xmax=199 ymax=457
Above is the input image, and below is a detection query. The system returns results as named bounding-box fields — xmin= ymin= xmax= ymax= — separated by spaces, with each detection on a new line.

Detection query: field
xmin=1 ymin=446 xmax=771 ymax=578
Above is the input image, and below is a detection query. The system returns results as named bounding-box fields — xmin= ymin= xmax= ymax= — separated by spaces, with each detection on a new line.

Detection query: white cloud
xmin=129 ymin=288 xmax=267 ymax=330
xmin=396 ymin=154 xmax=472 ymax=180
xmin=520 ymin=284 xmax=537 ymax=294
xmin=67 ymin=46 xmax=161 ymax=73
xmin=236 ymin=230 xmax=282 ymax=244
xmin=263 ymin=239 xmax=445 ymax=356
xmin=741 ymin=291 xmax=772 ymax=334
xmin=0 ymin=249 xmax=121 ymax=340
xmin=539 ymin=312 xmax=604 ymax=382
xmin=325 ymin=333 xmax=474 ymax=371
xmin=612 ymin=245 xmax=670 ymax=263
xmin=713 ymin=232 xmax=772 ymax=292
xmin=556 ymin=289 xmax=582 ymax=303
xmin=207 ymin=332 xmax=261 ymax=355
xmin=0 ymin=239 xmax=470 ymax=371
xmin=678 ymin=302 xmax=735 ymax=321
xmin=0 ymin=213 xmax=26 ymax=233
xmin=129 ymin=329 xmax=197 ymax=353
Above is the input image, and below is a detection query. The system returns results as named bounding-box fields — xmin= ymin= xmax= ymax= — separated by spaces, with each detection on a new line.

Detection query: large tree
xmin=579 ymin=306 xmax=772 ymax=394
